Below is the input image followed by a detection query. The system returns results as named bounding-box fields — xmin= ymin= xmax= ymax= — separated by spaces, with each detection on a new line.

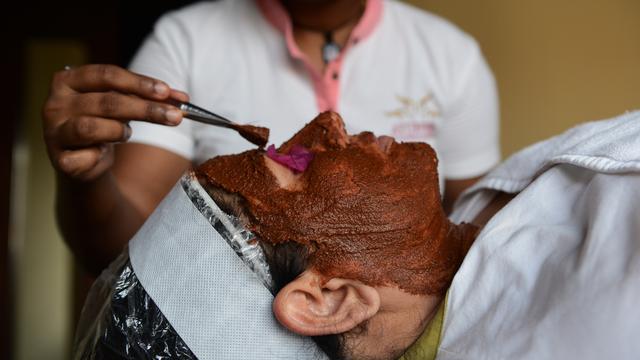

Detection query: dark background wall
xmin=1 ymin=2 xmax=193 ymax=359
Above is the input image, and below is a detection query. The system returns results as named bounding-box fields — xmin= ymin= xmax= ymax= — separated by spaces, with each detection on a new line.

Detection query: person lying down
xmin=74 ymin=110 xmax=640 ymax=360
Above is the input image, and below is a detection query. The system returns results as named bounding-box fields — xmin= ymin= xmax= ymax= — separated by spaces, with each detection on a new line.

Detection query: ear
xmin=273 ymin=269 xmax=380 ymax=336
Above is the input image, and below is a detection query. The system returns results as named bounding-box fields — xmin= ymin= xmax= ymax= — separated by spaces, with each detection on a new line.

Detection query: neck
xmin=282 ymin=0 xmax=366 ymax=72
xmin=281 ymin=0 xmax=365 ymax=32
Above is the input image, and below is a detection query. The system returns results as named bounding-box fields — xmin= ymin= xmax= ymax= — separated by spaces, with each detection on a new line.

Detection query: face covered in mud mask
xmin=196 ymin=111 xmax=477 ymax=295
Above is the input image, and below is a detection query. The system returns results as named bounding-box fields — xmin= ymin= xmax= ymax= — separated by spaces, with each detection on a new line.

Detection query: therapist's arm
xmin=56 ymin=144 xmax=190 ymax=275
xmin=443 ymin=176 xmax=483 ymax=214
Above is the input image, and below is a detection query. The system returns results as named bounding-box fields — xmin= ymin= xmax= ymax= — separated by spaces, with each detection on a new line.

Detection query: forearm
xmin=56 ymin=171 xmax=145 ymax=274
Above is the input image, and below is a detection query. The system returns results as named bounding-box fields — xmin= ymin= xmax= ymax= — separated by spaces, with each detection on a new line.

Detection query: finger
xmin=56 ymin=116 xmax=132 ymax=148
xmin=58 ymin=147 xmax=105 ymax=177
xmin=169 ymin=89 xmax=190 ymax=103
xmin=63 ymin=64 xmax=171 ymax=100
xmin=71 ymin=92 xmax=182 ymax=125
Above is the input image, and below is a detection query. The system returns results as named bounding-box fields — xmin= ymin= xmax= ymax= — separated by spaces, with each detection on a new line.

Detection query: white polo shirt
xmin=129 ymin=0 xmax=500 ymax=187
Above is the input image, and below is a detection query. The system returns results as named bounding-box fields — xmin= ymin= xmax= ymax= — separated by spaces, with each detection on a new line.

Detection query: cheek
xmin=368 ymin=287 xmax=442 ymax=352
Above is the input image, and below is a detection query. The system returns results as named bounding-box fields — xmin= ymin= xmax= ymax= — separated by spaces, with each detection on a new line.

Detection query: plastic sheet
xmin=181 ymin=172 xmax=273 ymax=291
xmin=73 ymin=252 xmax=196 ymax=359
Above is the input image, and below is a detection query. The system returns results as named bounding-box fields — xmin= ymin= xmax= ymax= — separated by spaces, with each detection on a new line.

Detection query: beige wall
xmin=406 ymin=0 xmax=640 ymax=156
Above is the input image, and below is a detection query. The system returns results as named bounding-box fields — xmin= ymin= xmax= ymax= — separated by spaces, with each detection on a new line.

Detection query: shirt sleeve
xmin=127 ymin=10 xmax=195 ymax=161
xmin=438 ymin=43 xmax=501 ymax=180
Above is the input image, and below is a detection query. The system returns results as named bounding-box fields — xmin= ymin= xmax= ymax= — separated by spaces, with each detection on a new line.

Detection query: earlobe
xmin=273 ymin=270 xmax=381 ymax=336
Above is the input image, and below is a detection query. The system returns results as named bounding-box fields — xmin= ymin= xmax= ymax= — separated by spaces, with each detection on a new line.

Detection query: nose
xmin=376 ymin=136 xmax=394 ymax=153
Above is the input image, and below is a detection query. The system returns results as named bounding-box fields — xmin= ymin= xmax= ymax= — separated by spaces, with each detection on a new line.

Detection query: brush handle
xmin=169 ymin=100 xmax=236 ymax=127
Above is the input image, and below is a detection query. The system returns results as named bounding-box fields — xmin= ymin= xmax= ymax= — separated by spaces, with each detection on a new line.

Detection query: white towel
xmin=459 ymin=110 xmax=640 ymax=198
xmin=442 ymin=110 xmax=640 ymax=360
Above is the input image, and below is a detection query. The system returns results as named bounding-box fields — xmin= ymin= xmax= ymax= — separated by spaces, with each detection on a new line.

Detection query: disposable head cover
xmin=74 ymin=172 xmax=325 ymax=359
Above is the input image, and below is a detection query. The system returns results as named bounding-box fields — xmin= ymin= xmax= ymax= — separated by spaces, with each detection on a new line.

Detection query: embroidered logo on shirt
xmin=386 ymin=94 xmax=440 ymax=141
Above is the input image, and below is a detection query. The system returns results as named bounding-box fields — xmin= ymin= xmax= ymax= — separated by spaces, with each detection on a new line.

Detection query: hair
xmin=201 ymin=179 xmax=347 ymax=359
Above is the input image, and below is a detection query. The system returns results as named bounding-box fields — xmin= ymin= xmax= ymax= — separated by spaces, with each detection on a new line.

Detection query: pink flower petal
xmin=266 ymin=144 xmax=314 ymax=173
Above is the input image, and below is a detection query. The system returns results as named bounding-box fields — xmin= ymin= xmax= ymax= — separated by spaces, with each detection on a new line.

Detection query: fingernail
xmin=154 ymin=82 xmax=169 ymax=96
xmin=124 ymin=126 xmax=132 ymax=140
xmin=165 ymin=109 xmax=182 ymax=124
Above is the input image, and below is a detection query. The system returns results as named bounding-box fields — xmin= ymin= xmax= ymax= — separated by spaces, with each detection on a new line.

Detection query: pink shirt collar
xmin=256 ymin=0 xmax=383 ymax=59
xmin=255 ymin=0 xmax=383 ymax=112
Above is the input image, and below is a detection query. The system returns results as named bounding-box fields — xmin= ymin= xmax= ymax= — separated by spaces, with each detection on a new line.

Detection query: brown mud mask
xmin=196 ymin=112 xmax=477 ymax=295
xmin=235 ymin=124 xmax=269 ymax=147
